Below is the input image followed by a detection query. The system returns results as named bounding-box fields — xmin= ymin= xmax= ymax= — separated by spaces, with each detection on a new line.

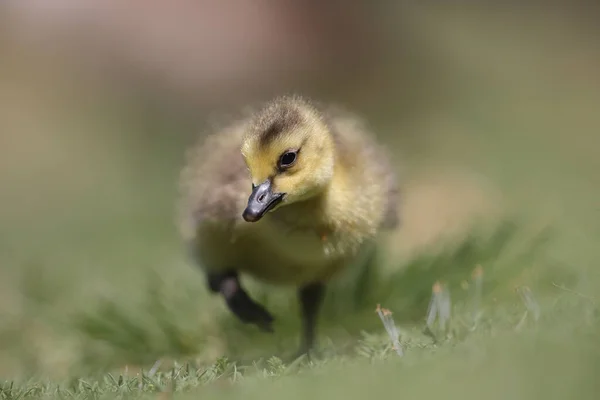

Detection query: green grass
xmin=3 ymin=217 xmax=598 ymax=399
xmin=1 ymin=247 xmax=598 ymax=399
xmin=68 ymin=216 xmax=553 ymax=362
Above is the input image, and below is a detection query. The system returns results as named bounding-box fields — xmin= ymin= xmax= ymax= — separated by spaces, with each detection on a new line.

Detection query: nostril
xmin=258 ymin=193 xmax=266 ymax=203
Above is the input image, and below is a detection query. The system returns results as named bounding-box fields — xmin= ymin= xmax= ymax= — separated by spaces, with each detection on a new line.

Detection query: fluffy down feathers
xmin=177 ymin=95 xmax=399 ymax=286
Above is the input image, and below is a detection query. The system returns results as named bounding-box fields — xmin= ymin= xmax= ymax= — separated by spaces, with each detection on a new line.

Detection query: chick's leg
xmin=297 ymin=282 xmax=326 ymax=356
xmin=207 ymin=271 xmax=275 ymax=333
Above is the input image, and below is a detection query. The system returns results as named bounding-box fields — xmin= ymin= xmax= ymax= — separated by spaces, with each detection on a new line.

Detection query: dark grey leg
xmin=187 ymin=241 xmax=274 ymax=332
xmin=297 ymin=282 xmax=326 ymax=357
xmin=207 ymin=271 xmax=275 ymax=333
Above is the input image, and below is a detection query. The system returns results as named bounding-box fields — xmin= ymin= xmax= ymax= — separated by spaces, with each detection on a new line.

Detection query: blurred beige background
xmin=0 ymin=1 xmax=599 ymax=378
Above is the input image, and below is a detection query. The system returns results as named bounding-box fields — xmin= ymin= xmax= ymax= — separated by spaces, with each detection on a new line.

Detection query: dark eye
xmin=278 ymin=150 xmax=298 ymax=169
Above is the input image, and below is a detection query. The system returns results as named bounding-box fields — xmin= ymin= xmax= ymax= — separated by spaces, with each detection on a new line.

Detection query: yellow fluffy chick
xmin=178 ymin=95 xmax=399 ymax=357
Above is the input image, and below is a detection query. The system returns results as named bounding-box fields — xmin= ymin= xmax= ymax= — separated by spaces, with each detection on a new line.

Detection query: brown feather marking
xmin=255 ymin=101 xmax=303 ymax=147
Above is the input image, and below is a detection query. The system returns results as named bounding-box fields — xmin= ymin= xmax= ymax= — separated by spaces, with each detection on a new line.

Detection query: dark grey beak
xmin=242 ymin=180 xmax=284 ymax=222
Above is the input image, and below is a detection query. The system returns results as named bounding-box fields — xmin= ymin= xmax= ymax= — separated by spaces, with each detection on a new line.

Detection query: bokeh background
xmin=0 ymin=1 xmax=599 ymax=398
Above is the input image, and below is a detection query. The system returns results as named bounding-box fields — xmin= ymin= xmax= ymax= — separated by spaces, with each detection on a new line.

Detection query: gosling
xmin=178 ymin=95 xmax=399 ymax=357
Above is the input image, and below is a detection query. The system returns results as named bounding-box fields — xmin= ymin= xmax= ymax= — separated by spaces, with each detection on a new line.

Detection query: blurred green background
xmin=0 ymin=2 xmax=598 ymax=399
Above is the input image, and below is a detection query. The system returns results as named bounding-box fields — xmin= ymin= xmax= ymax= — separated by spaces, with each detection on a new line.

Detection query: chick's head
xmin=241 ymin=97 xmax=335 ymax=222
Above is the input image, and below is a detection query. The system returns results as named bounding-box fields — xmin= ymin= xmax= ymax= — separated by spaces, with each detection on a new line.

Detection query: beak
xmin=242 ymin=179 xmax=284 ymax=222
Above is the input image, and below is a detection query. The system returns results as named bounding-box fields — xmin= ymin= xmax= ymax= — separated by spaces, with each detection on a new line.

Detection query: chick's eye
xmin=278 ymin=151 xmax=297 ymax=168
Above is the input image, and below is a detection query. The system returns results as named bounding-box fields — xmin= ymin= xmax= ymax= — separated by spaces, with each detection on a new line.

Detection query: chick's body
xmin=178 ymin=96 xmax=398 ymax=355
